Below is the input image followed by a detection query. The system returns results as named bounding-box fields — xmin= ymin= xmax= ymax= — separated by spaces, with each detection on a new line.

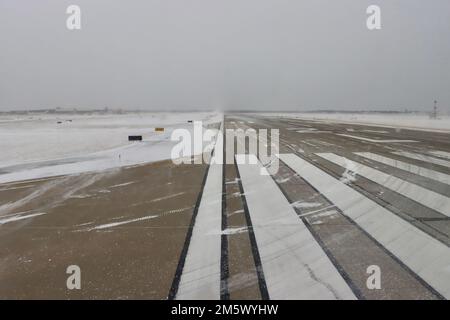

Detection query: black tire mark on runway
xmin=220 ymin=120 xmax=229 ymax=300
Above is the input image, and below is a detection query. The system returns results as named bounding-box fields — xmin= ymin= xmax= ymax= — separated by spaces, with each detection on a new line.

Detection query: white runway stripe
xmin=317 ymin=153 xmax=450 ymax=217
xmin=279 ymin=153 xmax=450 ymax=299
xmin=176 ymin=124 xmax=224 ymax=300
xmin=355 ymin=152 xmax=450 ymax=185
xmin=393 ymin=151 xmax=450 ymax=169
xmin=430 ymin=151 xmax=450 ymax=160
xmin=336 ymin=134 xmax=418 ymax=143
xmin=237 ymin=154 xmax=356 ymax=300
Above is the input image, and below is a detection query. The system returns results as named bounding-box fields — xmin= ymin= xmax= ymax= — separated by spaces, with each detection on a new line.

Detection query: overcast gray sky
xmin=1 ymin=0 xmax=449 ymax=112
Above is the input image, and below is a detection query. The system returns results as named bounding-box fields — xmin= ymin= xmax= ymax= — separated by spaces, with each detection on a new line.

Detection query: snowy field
xmin=0 ymin=112 xmax=222 ymax=183
xmin=261 ymin=112 xmax=450 ymax=133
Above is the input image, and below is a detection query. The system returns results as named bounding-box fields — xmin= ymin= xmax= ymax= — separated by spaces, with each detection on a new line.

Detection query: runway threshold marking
xmin=393 ymin=151 xmax=450 ymax=169
xmin=234 ymin=158 xmax=269 ymax=299
xmin=236 ymin=154 xmax=356 ymax=300
xmin=173 ymin=124 xmax=224 ymax=300
xmin=337 ymin=134 xmax=418 ymax=143
xmin=316 ymin=153 xmax=450 ymax=218
xmin=278 ymin=153 xmax=450 ymax=299
xmin=355 ymin=152 xmax=450 ymax=185
xmin=430 ymin=151 xmax=450 ymax=160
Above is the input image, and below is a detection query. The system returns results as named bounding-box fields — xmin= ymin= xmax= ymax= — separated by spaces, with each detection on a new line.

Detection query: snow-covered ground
xmin=0 ymin=112 xmax=222 ymax=183
xmin=262 ymin=113 xmax=450 ymax=133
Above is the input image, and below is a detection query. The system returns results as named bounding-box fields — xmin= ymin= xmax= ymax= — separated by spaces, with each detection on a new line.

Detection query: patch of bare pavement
xmin=0 ymin=159 xmax=207 ymax=299
xmin=1 ymin=113 xmax=450 ymax=299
